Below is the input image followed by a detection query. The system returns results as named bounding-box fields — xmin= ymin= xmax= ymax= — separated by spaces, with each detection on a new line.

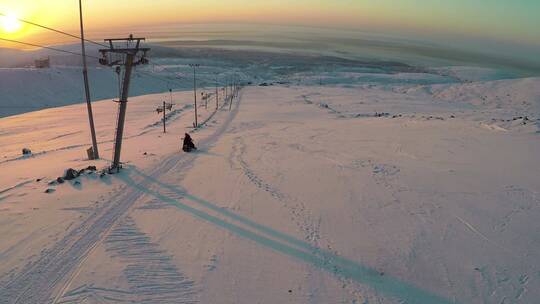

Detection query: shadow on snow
xmin=119 ymin=166 xmax=455 ymax=304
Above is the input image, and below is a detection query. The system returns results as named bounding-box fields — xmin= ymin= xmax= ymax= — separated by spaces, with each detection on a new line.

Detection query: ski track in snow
xmin=0 ymin=180 xmax=34 ymax=196
xmin=0 ymin=92 xmax=243 ymax=304
xmin=454 ymin=215 xmax=510 ymax=254
xmin=57 ymin=217 xmax=196 ymax=304
xmin=229 ymin=136 xmax=380 ymax=302
xmin=231 ymin=137 xmax=322 ymax=246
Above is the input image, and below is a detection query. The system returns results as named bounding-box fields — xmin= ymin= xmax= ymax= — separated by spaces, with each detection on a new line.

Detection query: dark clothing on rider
xmin=183 ymin=133 xmax=197 ymax=152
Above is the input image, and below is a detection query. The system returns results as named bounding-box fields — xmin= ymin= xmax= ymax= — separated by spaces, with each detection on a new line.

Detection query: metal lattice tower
xmin=99 ymin=35 xmax=150 ymax=171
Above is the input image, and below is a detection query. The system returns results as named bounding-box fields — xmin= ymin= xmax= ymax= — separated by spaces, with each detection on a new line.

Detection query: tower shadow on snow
xmin=119 ymin=166 xmax=456 ymax=304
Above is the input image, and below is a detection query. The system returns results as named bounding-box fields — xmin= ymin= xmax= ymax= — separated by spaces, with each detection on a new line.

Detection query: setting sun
xmin=0 ymin=12 xmax=22 ymax=33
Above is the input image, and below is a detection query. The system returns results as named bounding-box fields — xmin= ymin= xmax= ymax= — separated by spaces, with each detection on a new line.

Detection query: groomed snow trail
xmin=0 ymin=96 xmax=243 ymax=304
xmin=56 ymin=217 xmax=197 ymax=303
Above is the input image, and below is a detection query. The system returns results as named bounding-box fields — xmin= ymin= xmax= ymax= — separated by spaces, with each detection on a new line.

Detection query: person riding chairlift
xmin=182 ymin=133 xmax=197 ymax=152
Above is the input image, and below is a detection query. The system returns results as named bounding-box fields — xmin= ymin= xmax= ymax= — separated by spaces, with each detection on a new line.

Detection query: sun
xmin=1 ymin=13 xmax=22 ymax=33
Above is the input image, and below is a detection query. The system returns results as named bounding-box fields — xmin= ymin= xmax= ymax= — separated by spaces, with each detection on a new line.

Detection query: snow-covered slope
xmin=1 ymin=73 xmax=539 ymax=303
xmin=0 ymin=43 xmax=466 ymax=118
xmin=432 ymin=77 xmax=540 ymax=111
xmin=407 ymin=77 xmax=540 ymax=132
xmin=0 ymin=67 xmax=178 ymax=118
xmin=5 ymin=40 xmax=532 ymax=121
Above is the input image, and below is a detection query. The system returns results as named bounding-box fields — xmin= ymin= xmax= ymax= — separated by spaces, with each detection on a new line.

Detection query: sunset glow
xmin=0 ymin=0 xmax=538 ymax=47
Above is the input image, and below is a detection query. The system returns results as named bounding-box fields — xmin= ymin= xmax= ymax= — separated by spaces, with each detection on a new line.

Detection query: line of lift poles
xmin=79 ymin=1 xmax=240 ymax=173
xmin=159 ymin=69 xmax=240 ymax=131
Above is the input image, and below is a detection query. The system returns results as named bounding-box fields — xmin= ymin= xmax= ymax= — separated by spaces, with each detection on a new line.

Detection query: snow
xmin=1 ymin=67 xmax=540 ymax=303
xmin=0 ymin=66 xmax=179 ymax=118
xmin=0 ymin=43 xmax=484 ymax=118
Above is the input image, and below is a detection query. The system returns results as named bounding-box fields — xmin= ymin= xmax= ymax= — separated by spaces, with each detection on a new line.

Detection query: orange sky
xmin=1 ymin=0 xmax=539 ymax=49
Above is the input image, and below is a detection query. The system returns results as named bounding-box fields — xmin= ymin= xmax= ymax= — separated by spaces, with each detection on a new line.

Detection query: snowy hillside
xmin=3 ymin=42 xmax=532 ymax=120
xmin=0 ymin=43 xmax=486 ymax=118
xmin=0 ymin=66 xmax=180 ymax=118
xmin=1 ymin=72 xmax=539 ymax=303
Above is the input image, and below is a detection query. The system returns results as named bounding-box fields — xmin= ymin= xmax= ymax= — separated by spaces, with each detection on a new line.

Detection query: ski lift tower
xmin=189 ymin=63 xmax=200 ymax=127
xmin=99 ymin=35 xmax=150 ymax=171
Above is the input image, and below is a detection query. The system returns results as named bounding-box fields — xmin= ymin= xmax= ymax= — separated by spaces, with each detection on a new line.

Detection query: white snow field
xmin=1 ymin=74 xmax=540 ymax=303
